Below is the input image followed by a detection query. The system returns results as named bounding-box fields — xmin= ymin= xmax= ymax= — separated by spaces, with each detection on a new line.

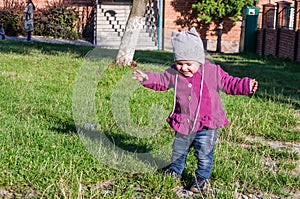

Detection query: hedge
xmin=0 ymin=3 xmax=82 ymax=40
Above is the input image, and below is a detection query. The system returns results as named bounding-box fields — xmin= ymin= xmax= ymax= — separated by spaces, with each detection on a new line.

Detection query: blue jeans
xmin=169 ymin=128 xmax=218 ymax=180
xmin=27 ymin=31 xmax=32 ymax=41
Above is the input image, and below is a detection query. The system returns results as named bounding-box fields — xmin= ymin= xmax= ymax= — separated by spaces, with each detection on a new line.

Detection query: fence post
xmin=295 ymin=30 xmax=299 ymax=61
xmin=262 ymin=3 xmax=276 ymax=29
xmin=294 ymin=0 xmax=300 ymax=30
xmin=262 ymin=28 xmax=266 ymax=55
xmin=276 ymin=28 xmax=280 ymax=56
xmin=276 ymin=1 xmax=292 ymax=29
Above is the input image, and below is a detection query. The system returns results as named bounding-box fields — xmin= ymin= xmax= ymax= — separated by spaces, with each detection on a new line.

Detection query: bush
xmin=0 ymin=2 xmax=26 ymax=36
xmin=0 ymin=2 xmax=82 ymax=40
xmin=34 ymin=5 xmax=82 ymax=40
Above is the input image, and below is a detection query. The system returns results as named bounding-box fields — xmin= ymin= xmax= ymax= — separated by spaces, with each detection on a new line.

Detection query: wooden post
xmin=294 ymin=0 xmax=300 ymax=30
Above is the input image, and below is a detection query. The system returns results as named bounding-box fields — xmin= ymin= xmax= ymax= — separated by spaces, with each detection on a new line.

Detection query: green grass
xmin=0 ymin=40 xmax=299 ymax=198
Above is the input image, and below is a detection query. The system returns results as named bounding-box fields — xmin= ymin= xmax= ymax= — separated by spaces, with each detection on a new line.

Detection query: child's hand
xmin=133 ymin=69 xmax=149 ymax=82
xmin=250 ymin=79 xmax=258 ymax=93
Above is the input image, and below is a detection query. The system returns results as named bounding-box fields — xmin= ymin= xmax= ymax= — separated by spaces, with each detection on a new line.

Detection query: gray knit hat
xmin=171 ymin=27 xmax=205 ymax=64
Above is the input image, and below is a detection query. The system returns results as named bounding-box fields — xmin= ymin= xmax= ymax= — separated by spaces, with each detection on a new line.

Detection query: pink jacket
xmin=142 ymin=60 xmax=252 ymax=135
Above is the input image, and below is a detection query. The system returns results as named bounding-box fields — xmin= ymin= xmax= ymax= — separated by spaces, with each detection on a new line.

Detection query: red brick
xmin=264 ymin=29 xmax=277 ymax=56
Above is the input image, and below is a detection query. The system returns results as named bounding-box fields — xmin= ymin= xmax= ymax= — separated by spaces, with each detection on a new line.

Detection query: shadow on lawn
xmin=50 ymin=117 xmax=170 ymax=168
xmin=0 ymin=40 xmax=118 ymax=58
xmin=51 ymin=122 xmax=77 ymax=134
xmin=78 ymin=127 xmax=170 ymax=169
xmin=212 ymin=53 xmax=300 ymax=109
xmin=134 ymin=50 xmax=173 ymax=66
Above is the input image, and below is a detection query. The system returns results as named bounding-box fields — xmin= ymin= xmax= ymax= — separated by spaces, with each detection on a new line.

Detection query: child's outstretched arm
xmin=133 ymin=69 xmax=149 ymax=82
xmin=132 ymin=68 xmax=174 ymax=91
xmin=250 ymin=79 xmax=258 ymax=93
xmin=217 ymin=65 xmax=258 ymax=95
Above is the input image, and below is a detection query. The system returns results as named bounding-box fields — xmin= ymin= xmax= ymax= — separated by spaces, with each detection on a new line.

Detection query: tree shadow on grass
xmin=0 ymin=40 xmax=118 ymax=58
xmin=51 ymin=121 xmax=77 ymax=135
xmin=79 ymin=127 xmax=170 ymax=170
xmin=134 ymin=50 xmax=173 ymax=66
xmin=0 ymin=40 xmax=172 ymax=65
xmin=50 ymin=118 xmax=170 ymax=169
xmin=212 ymin=53 xmax=300 ymax=109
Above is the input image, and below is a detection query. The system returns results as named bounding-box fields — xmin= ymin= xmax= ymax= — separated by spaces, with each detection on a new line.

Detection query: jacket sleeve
xmin=217 ymin=65 xmax=251 ymax=95
xmin=141 ymin=67 xmax=174 ymax=91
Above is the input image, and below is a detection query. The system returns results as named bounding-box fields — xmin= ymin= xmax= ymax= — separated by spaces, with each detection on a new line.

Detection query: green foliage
xmin=0 ymin=2 xmax=25 ymax=36
xmin=192 ymin=0 xmax=253 ymax=23
xmin=34 ymin=5 xmax=81 ymax=40
xmin=0 ymin=2 xmax=81 ymax=39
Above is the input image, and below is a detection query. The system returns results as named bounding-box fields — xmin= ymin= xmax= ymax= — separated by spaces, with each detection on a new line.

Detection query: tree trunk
xmin=115 ymin=0 xmax=148 ymax=66
xmin=216 ymin=18 xmax=223 ymax=53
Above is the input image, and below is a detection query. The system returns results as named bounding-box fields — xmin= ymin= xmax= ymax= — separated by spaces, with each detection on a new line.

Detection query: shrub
xmin=0 ymin=1 xmax=82 ymax=40
xmin=34 ymin=5 xmax=82 ymax=40
xmin=0 ymin=2 xmax=26 ymax=36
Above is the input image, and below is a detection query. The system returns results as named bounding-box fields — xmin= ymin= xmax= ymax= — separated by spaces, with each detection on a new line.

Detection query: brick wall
xmin=277 ymin=29 xmax=295 ymax=60
xmin=163 ymin=0 xmax=242 ymax=53
xmin=255 ymin=0 xmax=300 ymax=62
xmin=160 ymin=0 xmax=294 ymax=53
xmin=264 ymin=28 xmax=277 ymax=56
xmin=256 ymin=28 xmax=300 ymax=61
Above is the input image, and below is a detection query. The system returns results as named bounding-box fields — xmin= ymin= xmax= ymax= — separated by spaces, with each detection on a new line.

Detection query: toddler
xmin=133 ymin=27 xmax=258 ymax=193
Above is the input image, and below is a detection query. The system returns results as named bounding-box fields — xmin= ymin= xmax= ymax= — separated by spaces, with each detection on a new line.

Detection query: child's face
xmin=176 ymin=60 xmax=201 ymax=77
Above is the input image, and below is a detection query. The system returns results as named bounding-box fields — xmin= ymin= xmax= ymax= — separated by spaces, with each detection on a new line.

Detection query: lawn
xmin=0 ymin=40 xmax=299 ymax=198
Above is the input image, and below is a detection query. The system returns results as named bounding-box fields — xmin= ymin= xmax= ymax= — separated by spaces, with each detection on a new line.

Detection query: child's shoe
xmin=164 ymin=168 xmax=182 ymax=179
xmin=189 ymin=176 xmax=207 ymax=193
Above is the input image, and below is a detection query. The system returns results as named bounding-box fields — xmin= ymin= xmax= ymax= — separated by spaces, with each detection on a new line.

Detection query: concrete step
xmin=97 ymin=28 xmax=124 ymax=33
xmin=96 ymin=16 xmax=128 ymax=23
xmin=97 ymin=31 xmax=156 ymax=39
xmin=104 ymin=13 xmax=128 ymax=18
xmin=96 ymin=17 xmax=128 ymax=25
xmin=100 ymin=20 xmax=126 ymax=26
xmin=100 ymin=15 xmax=127 ymax=22
xmin=97 ymin=39 xmax=123 ymax=44
xmin=96 ymin=4 xmax=158 ymax=50
xmin=97 ymin=30 xmax=156 ymax=38
xmin=108 ymin=16 xmax=128 ymax=21
xmin=97 ymin=38 xmax=157 ymax=47
xmin=97 ymin=20 xmax=126 ymax=26
xmin=97 ymin=32 xmax=124 ymax=37
xmin=97 ymin=24 xmax=126 ymax=30
xmin=96 ymin=43 xmax=157 ymax=50
xmin=99 ymin=4 xmax=131 ymax=10
xmin=99 ymin=8 xmax=131 ymax=16
xmin=96 ymin=28 xmax=121 ymax=32
xmin=97 ymin=34 xmax=156 ymax=43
